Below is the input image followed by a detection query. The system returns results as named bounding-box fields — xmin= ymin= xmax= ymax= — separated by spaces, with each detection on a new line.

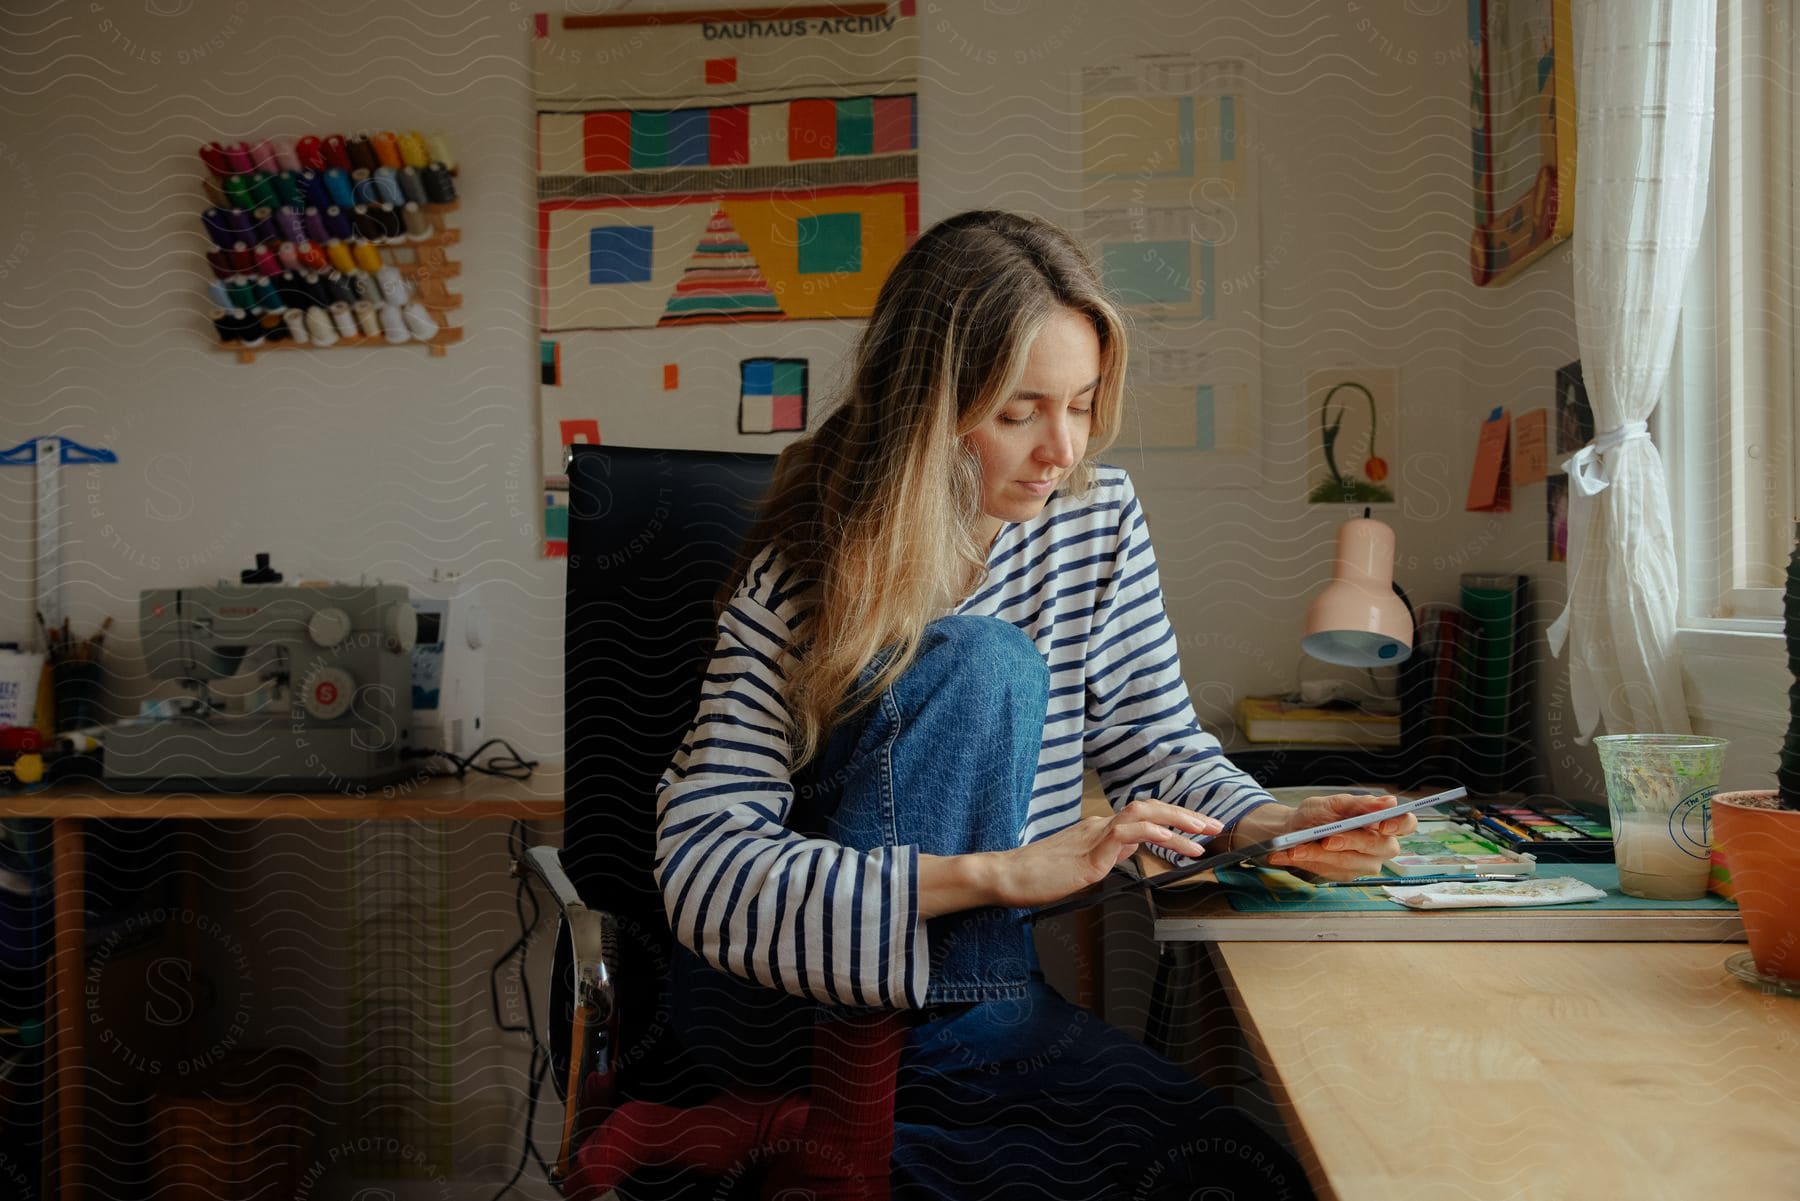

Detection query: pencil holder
xmin=53 ymin=659 xmax=104 ymax=733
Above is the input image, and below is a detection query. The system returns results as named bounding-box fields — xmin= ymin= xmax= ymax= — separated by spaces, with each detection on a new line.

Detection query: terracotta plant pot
xmin=1711 ymin=791 xmax=1800 ymax=982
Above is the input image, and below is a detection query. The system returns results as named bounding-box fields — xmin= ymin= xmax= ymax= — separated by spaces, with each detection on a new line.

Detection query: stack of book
xmin=1236 ymin=695 xmax=1401 ymax=747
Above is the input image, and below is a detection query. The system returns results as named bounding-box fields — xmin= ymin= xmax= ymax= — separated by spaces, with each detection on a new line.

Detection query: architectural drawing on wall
xmin=1080 ymin=56 xmax=1263 ymax=483
xmin=531 ymin=4 xmax=919 ymax=553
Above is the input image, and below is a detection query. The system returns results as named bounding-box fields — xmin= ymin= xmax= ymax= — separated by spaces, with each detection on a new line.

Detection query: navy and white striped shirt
xmin=654 ymin=466 xmax=1277 ymax=1009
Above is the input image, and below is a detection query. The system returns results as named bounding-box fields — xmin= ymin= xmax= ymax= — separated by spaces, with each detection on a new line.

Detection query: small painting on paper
xmin=1306 ymin=369 xmax=1397 ymax=504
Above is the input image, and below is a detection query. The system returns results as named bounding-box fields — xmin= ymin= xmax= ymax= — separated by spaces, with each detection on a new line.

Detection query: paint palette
xmin=1452 ymin=799 xmax=1615 ymax=863
xmin=1385 ymin=822 xmax=1538 ymax=876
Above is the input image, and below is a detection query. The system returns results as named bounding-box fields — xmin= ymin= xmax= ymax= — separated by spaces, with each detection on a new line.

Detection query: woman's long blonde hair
xmin=740 ymin=210 xmax=1128 ymax=767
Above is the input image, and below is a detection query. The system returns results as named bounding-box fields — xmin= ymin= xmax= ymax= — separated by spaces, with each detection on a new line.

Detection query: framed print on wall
xmin=1468 ymin=0 xmax=1575 ymax=286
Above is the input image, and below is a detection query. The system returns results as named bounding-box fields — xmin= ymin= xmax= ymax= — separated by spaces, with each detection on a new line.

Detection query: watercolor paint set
xmin=1385 ymin=821 xmax=1538 ymax=876
xmin=1448 ymin=799 xmax=1615 ymax=862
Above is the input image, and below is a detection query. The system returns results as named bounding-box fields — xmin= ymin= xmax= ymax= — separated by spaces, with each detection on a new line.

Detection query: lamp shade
xmin=1302 ymin=516 xmax=1413 ymax=667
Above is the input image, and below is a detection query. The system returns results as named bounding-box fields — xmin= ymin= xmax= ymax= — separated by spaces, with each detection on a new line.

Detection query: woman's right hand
xmin=988 ymin=799 xmax=1222 ymax=910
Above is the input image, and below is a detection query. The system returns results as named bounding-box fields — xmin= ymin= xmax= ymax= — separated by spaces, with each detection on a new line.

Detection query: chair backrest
xmin=563 ymin=444 xmax=777 ymax=1094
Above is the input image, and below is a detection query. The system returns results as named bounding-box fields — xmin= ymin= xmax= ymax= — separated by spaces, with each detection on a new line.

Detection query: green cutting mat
xmin=1218 ymin=862 xmax=1739 ymax=912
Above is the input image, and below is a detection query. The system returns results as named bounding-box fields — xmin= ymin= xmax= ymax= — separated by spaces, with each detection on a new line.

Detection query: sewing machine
xmin=104 ymin=561 xmax=418 ymax=791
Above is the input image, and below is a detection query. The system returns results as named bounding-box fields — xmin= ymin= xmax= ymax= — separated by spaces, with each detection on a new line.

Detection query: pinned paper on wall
xmin=1555 ymin=359 xmax=1593 ymax=455
xmin=530 ymin=6 xmax=920 ymax=553
xmin=1466 ymin=406 xmax=1512 ymax=513
xmin=1547 ymin=473 xmax=1569 ymax=561
xmin=1514 ymin=408 xmax=1548 ymax=486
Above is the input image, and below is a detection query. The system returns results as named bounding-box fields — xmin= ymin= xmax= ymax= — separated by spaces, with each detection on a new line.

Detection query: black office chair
xmin=520 ymin=444 xmax=903 ymax=1200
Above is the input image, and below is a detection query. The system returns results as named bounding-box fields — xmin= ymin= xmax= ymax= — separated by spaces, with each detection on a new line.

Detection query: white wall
xmin=0 ymin=0 xmax=1599 ymax=1192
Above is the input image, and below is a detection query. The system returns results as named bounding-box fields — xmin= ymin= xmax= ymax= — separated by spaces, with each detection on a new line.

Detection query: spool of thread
xmin=296 ymin=135 xmax=325 ymax=170
xmin=273 ymin=205 xmax=304 ymax=244
xmin=324 ymin=239 xmax=356 ymax=274
xmin=330 ymin=301 xmax=358 ymax=337
xmin=420 ymin=163 xmax=457 ymax=205
xmin=321 ymin=134 xmax=350 ymax=171
xmin=351 ymin=239 xmax=382 ymax=273
xmin=352 ymin=300 xmax=381 ymax=336
xmin=397 ymin=131 xmax=430 ymax=170
xmin=323 ymin=205 xmax=354 ymax=240
xmin=270 ymin=171 xmax=302 ymax=208
xmin=222 ymin=142 xmax=254 ymax=174
xmin=426 ymin=131 xmax=455 ymax=172
xmin=246 ymin=172 xmax=277 ymax=209
xmin=299 ymin=169 xmax=330 ymax=210
xmin=372 ymin=131 xmax=403 ymax=170
xmin=379 ymin=304 xmax=411 ymax=343
xmin=210 ymin=307 xmax=237 ymax=343
xmin=347 ymin=133 xmax=378 ymax=173
xmin=205 ymin=278 xmax=231 ymax=308
xmin=201 ymin=207 xmax=241 ymax=250
xmin=277 ymin=241 xmax=302 ymax=273
xmin=222 ymin=174 xmax=253 ymax=208
xmin=260 ymin=310 xmax=291 ymax=344
xmin=305 ymin=305 xmax=338 ymax=346
xmin=283 ymin=307 xmax=310 ymax=343
xmin=294 ymin=240 xmax=328 ymax=273
xmin=372 ymin=167 xmax=404 ymax=207
xmin=401 ymin=302 xmax=439 ymax=340
xmin=301 ymin=272 xmax=333 ymax=308
xmin=303 ymin=206 xmax=330 ymax=244
xmin=351 ymin=271 xmax=382 ymax=304
xmin=324 ymin=168 xmax=355 ymax=210
xmin=325 ymin=270 xmax=358 ymax=305
xmin=375 ymin=203 xmax=405 ymax=242
xmin=350 ymin=168 xmax=377 ymax=207
xmin=225 ymin=276 xmax=257 ymax=309
xmin=253 ymin=244 xmax=282 ymax=278
xmin=393 ymin=166 xmax=427 ymax=209
xmin=250 ymin=139 xmax=279 ymax=175
xmin=238 ymin=311 xmax=268 ymax=347
xmin=199 ymin=143 xmax=232 ymax=177
xmin=253 ymin=278 xmax=286 ymax=311
xmin=270 ymin=135 xmax=301 ymax=173
xmin=247 ymin=207 xmax=277 ymax=247
xmin=226 ymin=243 xmax=255 ymax=273
xmin=376 ymin=265 xmax=409 ymax=306
xmin=351 ymin=205 xmax=385 ymax=241
xmin=205 ymin=249 xmax=237 ymax=280
xmin=402 ymin=202 xmax=431 ymax=241
xmin=200 ymin=174 xmax=227 ymax=208
xmin=275 ymin=272 xmax=310 ymax=308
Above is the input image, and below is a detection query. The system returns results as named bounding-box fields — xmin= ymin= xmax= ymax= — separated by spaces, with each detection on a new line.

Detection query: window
xmin=1669 ymin=0 xmax=1797 ymax=630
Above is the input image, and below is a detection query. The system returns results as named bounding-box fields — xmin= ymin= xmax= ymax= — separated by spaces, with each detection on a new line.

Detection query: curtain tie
xmin=1564 ymin=420 xmax=1649 ymax=498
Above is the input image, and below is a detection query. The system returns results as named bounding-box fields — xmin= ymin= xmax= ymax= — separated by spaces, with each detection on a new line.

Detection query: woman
xmin=654 ymin=210 xmax=1415 ymax=1198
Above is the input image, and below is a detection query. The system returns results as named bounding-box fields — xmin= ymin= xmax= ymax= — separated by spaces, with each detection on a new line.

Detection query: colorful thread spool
xmin=270 ymin=171 xmax=303 ymax=208
xmin=351 ymin=169 xmax=380 ymax=207
xmin=199 ymin=143 xmax=233 ymax=177
xmin=299 ymin=169 xmax=331 ymax=210
xmin=205 ymin=249 xmax=236 ymax=280
xmin=372 ymin=131 xmax=402 ymax=170
xmin=253 ymin=244 xmax=283 ymax=278
xmin=294 ymin=240 xmax=328 ymax=272
xmin=426 ymin=131 xmax=455 ymax=172
xmin=352 ymin=300 xmax=381 ymax=336
xmin=200 ymin=174 xmax=227 ymax=208
xmin=295 ymin=135 xmax=325 ymax=171
xmin=274 ymin=206 xmax=304 ymax=244
xmin=347 ymin=134 xmax=378 ymax=173
xmin=375 ymin=203 xmax=405 ymax=242
xmin=270 ymin=135 xmax=301 ymax=173
xmin=324 ymin=271 xmax=358 ymax=305
xmin=420 ymin=164 xmax=456 ymax=205
xmin=397 ymin=131 xmax=430 ymax=170
xmin=300 ymin=272 xmax=333 ymax=307
xmin=376 ymin=265 xmax=409 ymax=306
xmin=324 ymin=239 xmax=356 ymax=274
xmin=351 ymin=205 xmax=384 ymax=241
xmin=324 ymin=168 xmax=355 ymax=210
xmin=305 ymin=305 xmax=338 ymax=346
xmin=276 ymin=241 xmax=302 ymax=272
xmin=395 ymin=167 xmax=428 ymax=208
xmin=379 ymin=304 xmax=410 ymax=343
xmin=323 ymin=205 xmax=354 ymax=240
xmin=250 ymin=139 xmax=279 ymax=175
xmin=321 ymin=134 xmax=350 ymax=171
xmin=209 ymin=307 xmax=236 ymax=343
xmin=330 ymin=302 xmax=358 ymax=337
xmin=401 ymin=302 xmax=438 ymax=340
xmin=247 ymin=207 xmax=277 ymax=247
xmin=224 ymin=276 xmax=257 ymax=308
xmin=275 ymin=272 xmax=310 ymax=308
xmin=205 ymin=279 xmax=231 ymax=308
xmin=201 ymin=207 xmax=241 ymax=250
xmin=402 ymin=202 xmax=430 ymax=241
xmin=351 ymin=239 xmax=382 ymax=273
xmin=222 ymin=142 xmax=253 ymax=174
xmin=222 ymin=174 xmax=253 ymax=209
xmin=283 ymin=308 xmax=310 ymax=343
xmin=226 ymin=243 xmax=255 ymax=273
xmin=248 ymin=173 xmax=277 ymax=209
xmin=351 ymin=271 xmax=382 ymax=304
xmin=302 ymin=206 xmax=330 ymax=244
xmin=253 ymin=278 xmax=286 ymax=311
xmin=372 ymin=167 xmax=404 ymax=207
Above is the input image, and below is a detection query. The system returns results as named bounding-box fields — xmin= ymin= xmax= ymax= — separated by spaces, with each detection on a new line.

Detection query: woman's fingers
xmin=1111 ymin=820 xmax=1209 ymax=858
xmin=1116 ymin=800 xmax=1224 ymax=837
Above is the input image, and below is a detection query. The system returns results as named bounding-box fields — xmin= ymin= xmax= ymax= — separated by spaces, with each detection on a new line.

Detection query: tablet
xmin=1029 ymin=785 xmax=1467 ymax=921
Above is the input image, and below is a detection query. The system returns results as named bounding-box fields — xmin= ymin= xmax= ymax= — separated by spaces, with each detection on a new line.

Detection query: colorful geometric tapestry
xmin=532 ymin=4 xmax=919 ymax=552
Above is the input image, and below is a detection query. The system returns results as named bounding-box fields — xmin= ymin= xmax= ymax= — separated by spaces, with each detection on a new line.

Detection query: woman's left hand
xmin=1251 ymin=793 xmax=1417 ymax=881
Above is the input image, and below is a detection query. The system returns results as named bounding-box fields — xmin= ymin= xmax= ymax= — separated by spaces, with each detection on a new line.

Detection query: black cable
xmin=487 ymin=819 xmax=557 ymax=1198
xmin=403 ymin=737 xmax=539 ymax=781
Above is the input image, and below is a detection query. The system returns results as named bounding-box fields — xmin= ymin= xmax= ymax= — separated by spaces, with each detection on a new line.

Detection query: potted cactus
xmin=1710 ymin=520 xmax=1800 ymax=984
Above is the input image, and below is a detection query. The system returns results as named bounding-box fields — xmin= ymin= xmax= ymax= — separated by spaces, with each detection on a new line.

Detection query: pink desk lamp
xmin=1302 ymin=511 xmax=1414 ymax=667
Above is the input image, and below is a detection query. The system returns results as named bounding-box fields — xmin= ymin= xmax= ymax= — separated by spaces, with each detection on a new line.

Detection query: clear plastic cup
xmin=1594 ymin=734 xmax=1728 ymax=900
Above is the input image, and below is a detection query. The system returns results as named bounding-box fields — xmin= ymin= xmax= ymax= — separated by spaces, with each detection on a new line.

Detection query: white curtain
xmin=1547 ymin=0 xmax=1715 ymax=740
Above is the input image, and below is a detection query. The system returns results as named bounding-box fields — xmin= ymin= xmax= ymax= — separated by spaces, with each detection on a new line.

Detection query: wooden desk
xmin=0 ymin=769 xmax=563 ymax=1201
xmin=1211 ymin=941 xmax=1800 ymax=1201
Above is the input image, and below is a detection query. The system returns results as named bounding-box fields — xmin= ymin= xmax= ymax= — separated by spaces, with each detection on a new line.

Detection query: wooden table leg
xmin=49 ymin=816 xmax=83 ymax=1201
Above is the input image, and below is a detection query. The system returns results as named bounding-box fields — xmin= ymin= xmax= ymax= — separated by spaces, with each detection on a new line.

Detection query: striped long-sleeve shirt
xmin=654 ymin=466 xmax=1278 ymax=1009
